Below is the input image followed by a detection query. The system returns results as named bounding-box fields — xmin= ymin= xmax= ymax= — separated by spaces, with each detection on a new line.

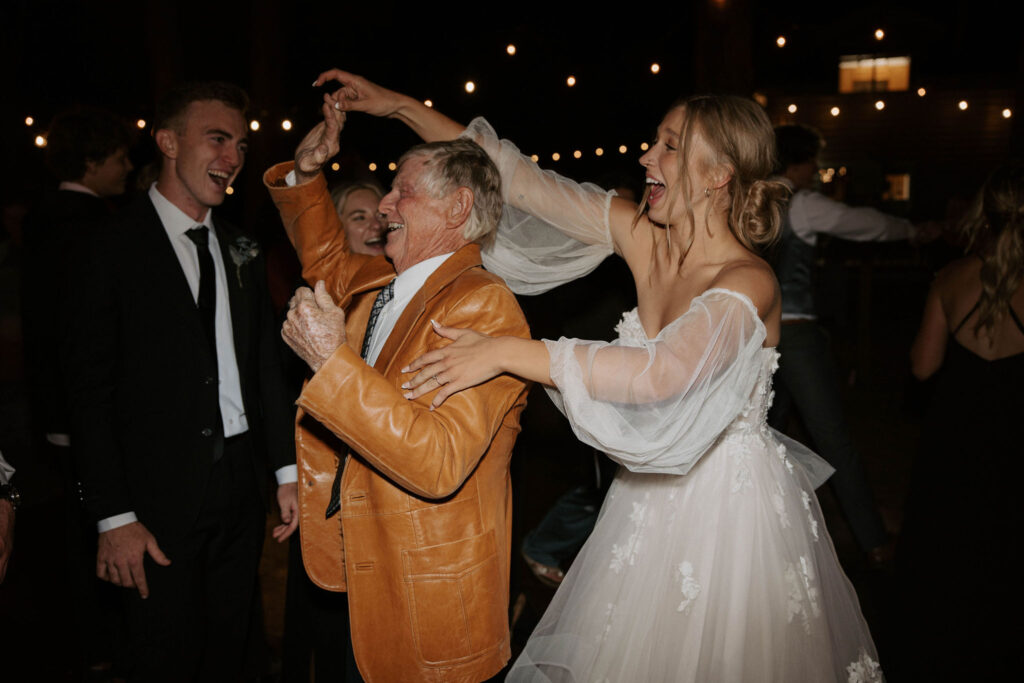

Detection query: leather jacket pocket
xmin=402 ymin=531 xmax=506 ymax=664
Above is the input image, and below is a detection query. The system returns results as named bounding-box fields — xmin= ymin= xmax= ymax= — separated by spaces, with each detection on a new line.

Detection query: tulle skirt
xmin=508 ymin=428 xmax=882 ymax=683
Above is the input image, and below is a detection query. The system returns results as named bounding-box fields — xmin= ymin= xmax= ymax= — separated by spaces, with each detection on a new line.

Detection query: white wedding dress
xmin=460 ymin=119 xmax=882 ymax=682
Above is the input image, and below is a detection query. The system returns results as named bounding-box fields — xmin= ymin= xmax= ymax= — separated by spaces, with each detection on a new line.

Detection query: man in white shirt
xmin=66 ymin=82 xmax=297 ymax=681
xmin=770 ymin=124 xmax=914 ymax=565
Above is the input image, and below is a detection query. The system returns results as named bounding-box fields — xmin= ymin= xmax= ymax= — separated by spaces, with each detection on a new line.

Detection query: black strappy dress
xmin=897 ymin=300 xmax=1024 ymax=679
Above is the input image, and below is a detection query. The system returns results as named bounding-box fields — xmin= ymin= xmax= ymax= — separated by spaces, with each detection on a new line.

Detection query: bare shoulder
xmin=709 ymin=255 xmax=780 ymax=320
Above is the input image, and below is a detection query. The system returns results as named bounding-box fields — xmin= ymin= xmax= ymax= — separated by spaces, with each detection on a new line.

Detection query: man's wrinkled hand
xmin=273 ymin=482 xmax=299 ymax=543
xmin=282 ymin=280 xmax=348 ymax=373
xmin=96 ymin=521 xmax=170 ymax=599
xmin=294 ymin=101 xmax=346 ymax=184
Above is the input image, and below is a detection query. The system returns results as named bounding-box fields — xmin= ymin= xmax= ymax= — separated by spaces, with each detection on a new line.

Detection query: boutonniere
xmin=228 ymin=236 xmax=260 ymax=288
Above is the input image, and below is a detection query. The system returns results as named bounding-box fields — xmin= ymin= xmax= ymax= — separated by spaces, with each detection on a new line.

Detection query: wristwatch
xmin=0 ymin=482 xmax=20 ymax=512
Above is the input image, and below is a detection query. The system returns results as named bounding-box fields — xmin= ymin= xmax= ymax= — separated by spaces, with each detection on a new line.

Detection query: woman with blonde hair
xmin=902 ymin=162 xmax=1024 ymax=680
xmin=318 ymin=69 xmax=881 ymax=682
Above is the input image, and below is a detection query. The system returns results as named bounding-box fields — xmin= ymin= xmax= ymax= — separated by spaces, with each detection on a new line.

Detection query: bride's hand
xmin=401 ymin=320 xmax=504 ymax=409
xmin=313 ymin=69 xmax=404 ymax=119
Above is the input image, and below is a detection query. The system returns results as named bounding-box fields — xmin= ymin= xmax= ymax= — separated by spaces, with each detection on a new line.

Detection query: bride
xmin=320 ymin=69 xmax=882 ymax=682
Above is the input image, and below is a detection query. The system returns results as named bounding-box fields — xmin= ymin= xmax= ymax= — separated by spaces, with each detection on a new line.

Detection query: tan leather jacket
xmin=266 ymin=163 xmax=530 ymax=682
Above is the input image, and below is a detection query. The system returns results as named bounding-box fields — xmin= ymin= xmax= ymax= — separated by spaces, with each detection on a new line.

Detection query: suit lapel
xmin=136 ymin=198 xmax=209 ymax=349
xmin=373 ymin=245 xmax=483 ymax=373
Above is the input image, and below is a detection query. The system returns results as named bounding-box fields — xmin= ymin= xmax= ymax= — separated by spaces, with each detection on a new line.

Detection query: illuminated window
xmin=838 ymin=55 xmax=910 ymax=93
xmin=882 ymin=174 xmax=911 ymax=201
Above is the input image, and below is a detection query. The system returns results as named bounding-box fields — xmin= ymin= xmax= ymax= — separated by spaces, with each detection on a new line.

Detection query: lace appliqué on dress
xmin=785 ymin=556 xmax=822 ymax=634
xmin=610 ymin=495 xmax=649 ymax=573
xmin=846 ymin=648 xmax=883 ymax=683
xmin=676 ymin=561 xmax=701 ymax=614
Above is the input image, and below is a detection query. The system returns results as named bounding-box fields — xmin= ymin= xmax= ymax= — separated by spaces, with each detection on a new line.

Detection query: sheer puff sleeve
xmin=544 ymin=289 xmax=767 ymax=474
xmin=461 ymin=118 xmax=616 ymax=294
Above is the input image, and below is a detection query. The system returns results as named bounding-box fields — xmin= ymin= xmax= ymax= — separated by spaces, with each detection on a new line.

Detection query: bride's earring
xmin=704 ymin=187 xmax=711 ymax=198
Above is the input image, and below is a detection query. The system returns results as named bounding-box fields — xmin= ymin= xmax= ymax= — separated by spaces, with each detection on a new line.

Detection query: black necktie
xmin=185 ymin=226 xmax=217 ymax=359
xmin=325 ymin=281 xmax=395 ymax=519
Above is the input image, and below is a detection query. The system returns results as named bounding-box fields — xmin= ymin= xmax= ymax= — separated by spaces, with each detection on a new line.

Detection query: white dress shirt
xmin=364 ymin=253 xmax=454 ymax=366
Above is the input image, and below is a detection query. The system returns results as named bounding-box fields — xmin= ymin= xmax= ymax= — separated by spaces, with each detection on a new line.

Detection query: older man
xmin=266 ymin=105 xmax=530 ymax=682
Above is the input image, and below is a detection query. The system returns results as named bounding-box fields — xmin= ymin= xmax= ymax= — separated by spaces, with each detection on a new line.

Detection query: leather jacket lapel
xmin=373 ymin=244 xmax=483 ymax=373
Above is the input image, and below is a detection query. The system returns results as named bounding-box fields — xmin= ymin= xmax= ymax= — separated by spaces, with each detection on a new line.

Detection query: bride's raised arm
xmin=317 ymin=69 xmax=646 ymax=289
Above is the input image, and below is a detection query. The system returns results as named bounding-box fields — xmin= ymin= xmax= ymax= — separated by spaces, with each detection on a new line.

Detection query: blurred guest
xmin=20 ymin=105 xmax=134 ymax=677
xmin=769 ymin=124 xmax=914 ymax=564
xmin=900 ymin=162 xmax=1024 ymax=680
xmin=65 ymin=82 xmax=297 ymax=681
xmin=330 ymin=181 xmax=386 ymax=255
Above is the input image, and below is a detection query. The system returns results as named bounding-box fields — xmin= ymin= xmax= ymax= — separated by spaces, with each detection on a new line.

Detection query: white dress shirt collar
xmin=148 ymin=183 xmax=213 ymax=234
xmin=364 ymin=252 xmax=454 ymax=366
xmin=58 ymin=181 xmax=100 ymax=197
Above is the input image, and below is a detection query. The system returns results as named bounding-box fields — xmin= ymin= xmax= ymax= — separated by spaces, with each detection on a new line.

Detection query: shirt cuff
xmin=275 ymin=465 xmax=298 ymax=485
xmin=285 ymin=169 xmax=297 ymax=187
xmin=97 ymin=512 xmax=138 ymax=533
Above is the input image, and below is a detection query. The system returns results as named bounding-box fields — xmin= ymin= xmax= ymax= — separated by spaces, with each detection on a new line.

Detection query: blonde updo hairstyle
xmin=639 ymin=95 xmax=789 ymax=257
xmin=961 ymin=161 xmax=1024 ymax=341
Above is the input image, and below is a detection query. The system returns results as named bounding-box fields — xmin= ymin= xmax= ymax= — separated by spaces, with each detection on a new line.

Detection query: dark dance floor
xmin=0 ymin=257 xmax=931 ymax=681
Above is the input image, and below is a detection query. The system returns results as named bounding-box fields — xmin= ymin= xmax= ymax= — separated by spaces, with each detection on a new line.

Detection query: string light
xmin=368 ymin=162 xmax=377 ymax=171
xmin=650 ymin=63 xmax=660 ymax=74
xmin=874 ymin=100 xmax=885 ymax=110
xmin=530 ymin=154 xmax=539 ymax=163
xmin=424 ymin=100 xmax=433 ymax=108
xmin=464 ymin=81 xmax=475 ymax=93
xmin=34 ymin=135 xmax=47 ymax=148
xmin=787 ymin=104 xmax=797 ymax=113
xmin=225 ymin=186 xmax=234 ymax=195
xmin=24 ymin=116 xmax=34 ymax=126
xmin=595 ymin=148 xmax=604 ymax=156
xmin=566 ymin=76 xmax=576 ymax=87
xmin=958 ymin=100 xmax=968 ymax=111
xmin=917 ymin=87 xmax=926 ymax=97
xmin=573 ymin=150 xmax=582 ymax=159
xmin=136 ymin=119 xmax=146 ymax=129
xmin=330 ymin=162 xmax=340 ymax=171
xmin=830 ymin=107 xmax=840 ymax=117
xmin=776 ymin=36 xmax=786 ymax=47
xmin=1003 ymin=108 xmax=1013 ymax=119
xmin=618 ymin=145 xmax=627 ymax=154
xmin=874 ymin=28 xmax=885 ymax=41
xmin=552 ymin=152 xmax=560 ymax=161
xmin=640 ymin=142 xmax=649 ymax=151
xmin=250 ymin=120 xmax=260 ymax=131
xmin=388 ymin=162 xmax=397 ymax=171
xmin=281 ymin=119 xmax=293 ymax=131
xmin=506 ymin=44 xmax=516 ymax=55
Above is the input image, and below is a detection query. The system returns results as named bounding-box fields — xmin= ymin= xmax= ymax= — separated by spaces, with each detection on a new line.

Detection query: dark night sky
xmin=2 ymin=0 xmax=1020 ymax=207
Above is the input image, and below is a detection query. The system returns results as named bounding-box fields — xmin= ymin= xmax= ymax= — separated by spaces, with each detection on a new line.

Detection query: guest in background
xmin=769 ymin=124 xmax=916 ymax=565
xmin=901 ymin=162 xmax=1024 ymax=680
xmin=20 ymin=105 xmax=135 ymax=678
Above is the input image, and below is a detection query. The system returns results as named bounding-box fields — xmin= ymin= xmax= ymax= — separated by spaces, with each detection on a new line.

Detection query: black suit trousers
xmin=123 ymin=433 xmax=265 ymax=682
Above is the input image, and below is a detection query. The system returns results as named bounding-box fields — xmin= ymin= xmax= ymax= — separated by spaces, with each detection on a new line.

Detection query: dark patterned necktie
xmin=325 ymin=281 xmax=395 ymax=519
xmin=185 ymin=226 xmax=217 ymax=359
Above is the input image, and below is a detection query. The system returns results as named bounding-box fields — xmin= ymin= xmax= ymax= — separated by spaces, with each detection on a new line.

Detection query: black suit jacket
xmin=66 ymin=194 xmax=295 ymax=542
xmin=22 ymin=189 xmax=112 ymax=436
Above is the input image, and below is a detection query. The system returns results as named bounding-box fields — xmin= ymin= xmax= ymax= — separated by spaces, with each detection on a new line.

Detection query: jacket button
xmin=201 ymin=428 xmax=214 ymax=437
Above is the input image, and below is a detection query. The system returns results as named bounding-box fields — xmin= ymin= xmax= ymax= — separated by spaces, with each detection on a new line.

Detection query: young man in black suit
xmin=66 ymin=82 xmax=297 ymax=681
